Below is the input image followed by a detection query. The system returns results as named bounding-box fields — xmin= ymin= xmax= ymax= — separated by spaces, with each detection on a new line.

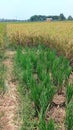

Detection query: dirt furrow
xmin=0 ymin=50 xmax=20 ymax=130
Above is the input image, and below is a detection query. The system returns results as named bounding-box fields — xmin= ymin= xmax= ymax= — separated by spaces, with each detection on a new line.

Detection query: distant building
xmin=46 ymin=18 xmax=53 ymax=22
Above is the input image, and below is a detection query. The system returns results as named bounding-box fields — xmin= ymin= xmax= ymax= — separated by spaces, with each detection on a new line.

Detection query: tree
xmin=30 ymin=15 xmax=46 ymax=22
xmin=68 ymin=15 xmax=73 ymax=20
xmin=59 ymin=13 xmax=66 ymax=21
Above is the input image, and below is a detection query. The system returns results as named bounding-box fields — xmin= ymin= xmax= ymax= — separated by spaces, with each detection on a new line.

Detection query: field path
xmin=0 ymin=50 xmax=20 ymax=130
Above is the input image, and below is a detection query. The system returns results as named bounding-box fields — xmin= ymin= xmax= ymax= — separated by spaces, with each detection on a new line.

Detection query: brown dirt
xmin=0 ymin=50 xmax=20 ymax=130
xmin=46 ymin=92 xmax=66 ymax=130
xmin=46 ymin=106 xmax=66 ymax=130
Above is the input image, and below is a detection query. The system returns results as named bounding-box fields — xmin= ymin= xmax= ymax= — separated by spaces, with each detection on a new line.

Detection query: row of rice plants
xmin=0 ymin=23 xmax=6 ymax=94
xmin=0 ymin=49 xmax=5 ymax=95
xmin=66 ymin=84 xmax=73 ymax=130
xmin=14 ymin=45 xmax=72 ymax=130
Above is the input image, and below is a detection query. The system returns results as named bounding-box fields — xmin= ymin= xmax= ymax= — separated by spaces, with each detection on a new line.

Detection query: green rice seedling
xmin=40 ymin=83 xmax=55 ymax=117
xmin=29 ymin=50 xmax=38 ymax=70
xmin=51 ymin=56 xmax=72 ymax=94
xmin=36 ymin=63 xmax=43 ymax=81
xmin=0 ymin=65 xmax=5 ymax=93
xmin=0 ymin=49 xmax=5 ymax=94
xmin=51 ymin=57 xmax=63 ymax=93
xmin=22 ymin=70 xmax=31 ymax=86
xmin=42 ymin=74 xmax=51 ymax=87
xmin=46 ymin=49 xmax=56 ymax=71
xmin=47 ymin=118 xmax=55 ymax=130
xmin=36 ymin=63 xmax=46 ymax=81
xmin=39 ymin=114 xmax=55 ymax=130
xmin=15 ymin=45 xmax=22 ymax=63
xmin=60 ymin=56 xmax=72 ymax=84
xmin=66 ymin=100 xmax=73 ymax=130
xmin=66 ymin=84 xmax=73 ymax=104
xmin=39 ymin=116 xmax=47 ymax=130
xmin=29 ymin=79 xmax=42 ymax=113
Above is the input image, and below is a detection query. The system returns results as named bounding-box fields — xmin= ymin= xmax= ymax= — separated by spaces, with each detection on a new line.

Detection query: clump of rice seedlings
xmin=51 ymin=56 xmax=72 ymax=94
xmin=66 ymin=100 xmax=73 ymax=130
xmin=39 ymin=115 xmax=55 ymax=130
xmin=14 ymin=45 xmax=72 ymax=130
xmin=0 ymin=49 xmax=5 ymax=94
xmin=47 ymin=118 xmax=55 ymax=130
xmin=40 ymin=84 xmax=55 ymax=117
xmin=0 ymin=64 xmax=5 ymax=94
xmin=66 ymin=84 xmax=73 ymax=104
xmin=29 ymin=77 xmax=41 ymax=113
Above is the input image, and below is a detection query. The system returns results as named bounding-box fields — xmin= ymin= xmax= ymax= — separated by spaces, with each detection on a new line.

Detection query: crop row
xmin=0 ymin=23 xmax=6 ymax=94
xmin=0 ymin=49 xmax=5 ymax=94
xmin=14 ymin=45 xmax=73 ymax=130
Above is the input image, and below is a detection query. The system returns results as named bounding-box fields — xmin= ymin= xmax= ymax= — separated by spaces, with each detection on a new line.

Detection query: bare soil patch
xmin=0 ymin=50 xmax=20 ymax=130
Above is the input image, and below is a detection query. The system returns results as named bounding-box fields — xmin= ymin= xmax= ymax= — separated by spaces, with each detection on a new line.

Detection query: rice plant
xmin=66 ymin=100 xmax=73 ymax=130
xmin=40 ymin=84 xmax=55 ymax=117
xmin=66 ymin=84 xmax=73 ymax=104
xmin=39 ymin=115 xmax=55 ymax=130
xmin=51 ymin=56 xmax=72 ymax=94
xmin=0 ymin=49 xmax=5 ymax=94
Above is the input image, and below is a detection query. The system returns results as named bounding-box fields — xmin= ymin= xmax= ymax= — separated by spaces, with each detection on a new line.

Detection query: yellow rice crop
xmin=7 ymin=21 xmax=73 ymax=61
xmin=0 ymin=23 xmax=6 ymax=48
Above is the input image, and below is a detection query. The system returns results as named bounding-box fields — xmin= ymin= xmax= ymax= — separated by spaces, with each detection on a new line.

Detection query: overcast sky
xmin=0 ymin=0 xmax=73 ymax=19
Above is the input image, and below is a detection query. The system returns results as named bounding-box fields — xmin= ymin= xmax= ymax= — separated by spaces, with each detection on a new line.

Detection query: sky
xmin=0 ymin=0 xmax=73 ymax=20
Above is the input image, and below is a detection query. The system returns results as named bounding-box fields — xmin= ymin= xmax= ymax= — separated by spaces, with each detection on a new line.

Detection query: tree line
xmin=0 ymin=14 xmax=73 ymax=22
xmin=29 ymin=14 xmax=73 ymax=22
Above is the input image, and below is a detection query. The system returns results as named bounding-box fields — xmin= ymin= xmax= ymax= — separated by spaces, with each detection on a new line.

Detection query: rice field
xmin=7 ymin=21 xmax=73 ymax=62
xmin=0 ymin=21 xmax=73 ymax=130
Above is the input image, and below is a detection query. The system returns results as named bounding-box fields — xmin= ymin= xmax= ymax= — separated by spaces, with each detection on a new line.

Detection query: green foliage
xmin=51 ymin=56 xmax=72 ymax=94
xmin=59 ymin=13 xmax=66 ymax=21
xmin=30 ymin=81 xmax=42 ymax=112
xmin=66 ymin=100 xmax=73 ymax=130
xmin=39 ymin=115 xmax=55 ymax=130
xmin=40 ymin=84 xmax=55 ymax=117
xmin=14 ymin=45 xmax=72 ymax=130
xmin=68 ymin=15 xmax=73 ymax=20
xmin=19 ymin=88 xmax=37 ymax=130
xmin=0 ymin=64 xmax=5 ymax=93
xmin=66 ymin=84 xmax=73 ymax=104
xmin=47 ymin=118 xmax=55 ymax=130
xmin=0 ymin=50 xmax=5 ymax=94
xmin=29 ymin=14 xmax=66 ymax=22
